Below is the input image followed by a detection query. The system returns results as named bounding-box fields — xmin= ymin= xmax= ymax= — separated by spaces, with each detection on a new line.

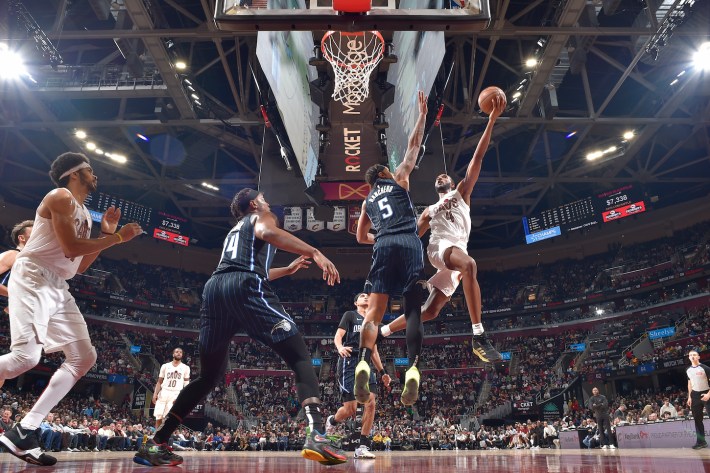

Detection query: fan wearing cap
xmin=135 ymin=188 xmax=347 ymax=467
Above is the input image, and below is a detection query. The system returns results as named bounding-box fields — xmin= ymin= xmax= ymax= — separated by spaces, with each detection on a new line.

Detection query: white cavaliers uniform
xmin=154 ymin=362 xmax=190 ymax=419
xmin=8 ymin=189 xmax=92 ymax=352
xmin=426 ymin=189 xmax=471 ymax=297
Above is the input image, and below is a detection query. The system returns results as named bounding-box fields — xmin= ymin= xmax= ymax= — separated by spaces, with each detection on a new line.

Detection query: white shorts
xmin=155 ymin=392 xmax=180 ymax=419
xmin=7 ymin=258 xmax=91 ymax=353
xmin=426 ymin=240 xmax=467 ymax=298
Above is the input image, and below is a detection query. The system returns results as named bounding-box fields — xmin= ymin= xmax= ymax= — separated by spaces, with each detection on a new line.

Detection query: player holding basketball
xmin=354 ymin=90 xmax=428 ymax=407
xmin=0 ymin=152 xmax=142 ymax=466
xmin=379 ymin=95 xmax=506 ymax=363
xmin=326 ymin=292 xmax=390 ymax=459
xmin=153 ymin=348 xmax=190 ymax=429
xmin=0 ymin=220 xmax=33 ymax=314
xmin=134 ymin=188 xmax=346 ymax=467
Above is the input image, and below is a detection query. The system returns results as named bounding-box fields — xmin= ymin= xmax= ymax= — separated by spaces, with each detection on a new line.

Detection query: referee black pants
xmin=595 ymin=413 xmax=612 ymax=447
xmin=691 ymin=390 xmax=710 ymax=444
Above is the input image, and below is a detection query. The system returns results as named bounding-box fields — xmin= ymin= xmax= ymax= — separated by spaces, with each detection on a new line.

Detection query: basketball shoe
xmin=0 ymin=424 xmax=57 ymax=466
xmin=353 ymin=360 xmax=371 ymax=404
xmin=471 ymin=334 xmax=503 ymax=363
xmin=301 ymin=429 xmax=348 ymax=465
xmin=354 ymin=444 xmax=376 ymax=459
xmin=133 ymin=436 xmax=183 ymax=466
xmin=400 ymin=366 xmax=421 ymax=406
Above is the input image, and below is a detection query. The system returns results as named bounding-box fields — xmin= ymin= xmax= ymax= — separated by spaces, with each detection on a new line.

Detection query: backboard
xmin=215 ymin=0 xmax=490 ymax=32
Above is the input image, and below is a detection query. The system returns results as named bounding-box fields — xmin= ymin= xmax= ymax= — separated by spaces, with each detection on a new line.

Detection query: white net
xmin=321 ymin=31 xmax=384 ymax=105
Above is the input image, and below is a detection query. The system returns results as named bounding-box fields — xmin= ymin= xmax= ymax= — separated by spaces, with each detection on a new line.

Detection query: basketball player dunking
xmin=134 ymin=188 xmax=346 ymax=467
xmin=0 ymin=220 xmax=33 ymax=315
xmin=153 ymin=348 xmax=190 ymax=429
xmin=379 ymin=96 xmax=506 ymax=363
xmin=354 ymin=90 xmax=428 ymax=407
xmin=0 ymin=152 xmax=142 ymax=466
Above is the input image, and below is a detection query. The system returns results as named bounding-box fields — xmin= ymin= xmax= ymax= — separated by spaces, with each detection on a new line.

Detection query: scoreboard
xmin=85 ymin=193 xmax=191 ymax=247
xmin=523 ymin=185 xmax=647 ymax=244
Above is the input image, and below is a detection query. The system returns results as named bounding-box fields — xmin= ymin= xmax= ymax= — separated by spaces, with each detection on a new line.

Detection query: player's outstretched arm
xmin=268 ymin=255 xmax=312 ymax=281
xmin=255 ymin=212 xmax=340 ymax=285
xmin=46 ymin=190 xmax=142 ymax=259
xmin=417 ymin=207 xmax=431 ymax=238
xmin=457 ymin=97 xmax=504 ymax=202
xmin=393 ymin=91 xmax=428 ymax=190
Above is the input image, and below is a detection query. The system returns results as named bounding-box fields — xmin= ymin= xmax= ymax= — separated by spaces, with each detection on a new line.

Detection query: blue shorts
xmin=337 ymin=355 xmax=377 ymax=402
xmin=199 ymin=272 xmax=299 ymax=353
xmin=366 ymin=233 xmax=424 ymax=295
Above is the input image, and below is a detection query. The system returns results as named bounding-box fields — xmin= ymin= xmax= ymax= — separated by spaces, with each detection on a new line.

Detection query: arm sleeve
xmin=701 ymin=364 xmax=710 ymax=380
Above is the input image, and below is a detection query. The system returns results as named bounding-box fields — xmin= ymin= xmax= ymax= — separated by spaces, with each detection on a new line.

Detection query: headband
xmin=59 ymin=162 xmax=91 ymax=181
xmin=237 ymin=188 xmax=261 ymax=215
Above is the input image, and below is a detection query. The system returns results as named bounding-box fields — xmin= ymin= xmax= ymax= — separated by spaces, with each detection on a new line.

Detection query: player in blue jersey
xmin=134 ymin=189 xmax=347 ymax=467
xmin=354 ymin=91 xmax=427 ymax=406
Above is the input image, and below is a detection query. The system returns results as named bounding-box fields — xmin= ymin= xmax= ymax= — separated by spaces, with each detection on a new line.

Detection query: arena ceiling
xmin=1 ymin=0 xmax=709 ymax=250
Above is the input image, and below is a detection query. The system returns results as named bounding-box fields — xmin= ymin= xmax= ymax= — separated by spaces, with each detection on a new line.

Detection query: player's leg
xmin=354 ymin=392 xmax=377 ymax=459
xmin=400 ymin=234 xmax=426 ymax=406
xmin=383 ymin=288 xmax=449 ymax=335
xmin=271 ymin=333 xmax=347 ymax=465
xmin=442 ymin=247 xmax=502 ymax=362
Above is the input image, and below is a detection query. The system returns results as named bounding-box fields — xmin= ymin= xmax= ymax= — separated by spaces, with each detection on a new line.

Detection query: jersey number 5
xmin=378 ymin=198 xmax=393 ymax=219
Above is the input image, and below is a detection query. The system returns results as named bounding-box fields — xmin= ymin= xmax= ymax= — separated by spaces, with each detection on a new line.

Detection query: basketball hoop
xmin=321 ymin=30 xmax=384 ymax=106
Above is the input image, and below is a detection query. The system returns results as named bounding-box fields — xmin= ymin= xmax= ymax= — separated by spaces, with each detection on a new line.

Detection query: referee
xmin=687 ymin=349 xmax=710 ymax=449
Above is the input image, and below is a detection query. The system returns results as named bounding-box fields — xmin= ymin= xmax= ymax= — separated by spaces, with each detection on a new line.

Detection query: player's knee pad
xmin=2 ymin=341 xmax=43 ymax=376
xmin=62 ymin=341 xmax=97 ymax=377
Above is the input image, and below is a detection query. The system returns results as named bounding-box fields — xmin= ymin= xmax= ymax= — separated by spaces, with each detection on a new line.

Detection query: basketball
xmin=478 ymin=86 xmax=506 ymax=115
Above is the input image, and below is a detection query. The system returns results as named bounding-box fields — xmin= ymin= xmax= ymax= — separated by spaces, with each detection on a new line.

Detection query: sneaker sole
xmin=401 ymin=376 xmax=420 ymax=406
xmin=353 ymin=368 xmax=371 ymax=404
xmin=0 ymin=435 xmax=57 ymax=466
xmin=301 ymin=448 xmax=347 ymax=465
xmin=133 ymin=453 xmax=183 ymax=467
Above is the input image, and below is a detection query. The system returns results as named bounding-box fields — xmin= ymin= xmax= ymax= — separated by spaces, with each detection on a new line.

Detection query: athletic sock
xmin=472 ymin=323 xmax=484 ymax=336
xmin=304 ymin=403 xmax=324 ymax=433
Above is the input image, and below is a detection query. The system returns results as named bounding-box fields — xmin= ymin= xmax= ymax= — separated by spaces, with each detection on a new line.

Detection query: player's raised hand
xmin=287 ymin=255 xmax=312 ymax=274
xmin=489 ymin=95 xmax=506 ymax=121
xmin=117 ymin=223 xmax=143 ymax=243
xmin=101 ymin=206 xmax=122 ymax=234
xmin=418 ymin=90 xmax=428 ymax=116
xmin=312 ymin=250 xmax=340 ymax=286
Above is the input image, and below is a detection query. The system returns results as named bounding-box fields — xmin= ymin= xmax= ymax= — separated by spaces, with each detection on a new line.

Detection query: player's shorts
xmin=199 ymin=271 xmax=299 ymax=353
xmin=337 ymin=356 xmax=377 ymax=402
xmin=154 ymin=391 xmax=180 ymax=419
xmin=7 ymin=258 xmax=91 ymax=353
xmin=426 ymin=239 xmax=467 ymax=298
xmin=366 ymin=233 xmax=424 ymax=295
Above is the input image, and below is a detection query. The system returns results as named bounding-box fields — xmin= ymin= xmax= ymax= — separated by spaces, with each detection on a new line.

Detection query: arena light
xmin=75 ymin=130 xmax=87 ymax=139
xmin=693 ymin=42 xmax=710 ymax=70
xmin=107 ymin=153 xmax=127 ymax=164
xmin=95 ymin=148 xmax=104 ymax=155
xmin=623 ymin=130 xmax=635 ymax=140
xmin=86 ymin=142 xmax=97 ymax=151
xmin=175 ymin=60 xmax=187 ymax=70
xmin=525 ymin=58 xmax=537 ymax=68
xmin=0 ymin=44 xmax=28 ymax=80
xmin=201 ymin=182 xmax=220 ymax=191
xmin=586 ymin=150 xmax=603 ymax=161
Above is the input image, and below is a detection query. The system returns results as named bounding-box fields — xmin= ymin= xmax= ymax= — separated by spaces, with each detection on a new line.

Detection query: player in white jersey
xmin=0 ymin=220 xmax=33 ymax=314
xmin=379 ymin=96 xmax=505 ymax=363
xmin=153 ymin=348 xmax=191 ymax=428
xmin=0 ymin=152 xmax=142 ymax=466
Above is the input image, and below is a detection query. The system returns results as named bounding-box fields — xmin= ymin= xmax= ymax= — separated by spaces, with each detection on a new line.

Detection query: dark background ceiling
xmin=1 ymin=0 xmax=708 ymax=251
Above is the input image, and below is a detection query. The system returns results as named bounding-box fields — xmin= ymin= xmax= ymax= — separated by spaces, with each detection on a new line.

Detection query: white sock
xmin=381 ymin=325 xmax=392 ymax=337
xmin=472 ymin=323 xmax=484 ymax=336
xmin=23 ymin=364 xmax=80 ymax=431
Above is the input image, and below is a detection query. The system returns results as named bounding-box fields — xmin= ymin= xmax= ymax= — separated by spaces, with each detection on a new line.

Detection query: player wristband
xmin=378 ymin=369 xmax=386 ymax=377
xmin=115 ymin=233 xmax=123 ymax=243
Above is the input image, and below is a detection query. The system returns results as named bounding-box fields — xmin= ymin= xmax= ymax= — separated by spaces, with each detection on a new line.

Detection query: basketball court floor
xmin=1 ymin=449 xmax=708 ymax=472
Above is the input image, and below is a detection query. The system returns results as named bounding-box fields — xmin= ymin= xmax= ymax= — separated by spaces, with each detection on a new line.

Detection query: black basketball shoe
xmin=133 ymin=437 xmax=183 ymax=466
xmin=471 ymin=334 xmax=503 ymax=363
xmin=0 ymin=424 xmax=57 ymax=466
